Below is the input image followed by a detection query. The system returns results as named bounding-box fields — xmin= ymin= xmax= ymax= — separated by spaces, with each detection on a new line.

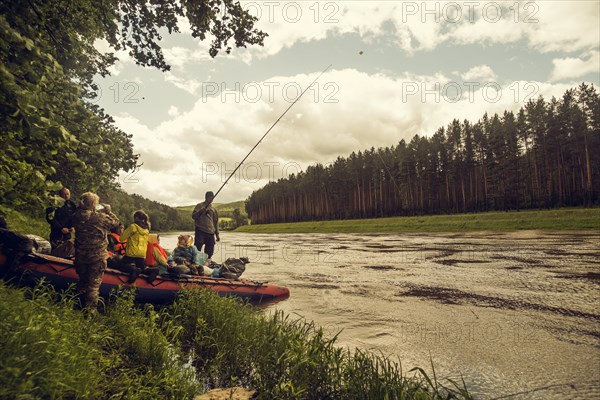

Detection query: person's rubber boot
xmin=145 ymin=268 xmax=159 ymax=284
xmin=126 ymin=264 xmax=139 ymax=284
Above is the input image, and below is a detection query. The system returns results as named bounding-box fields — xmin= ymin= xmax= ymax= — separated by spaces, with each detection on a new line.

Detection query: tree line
xmin=245 ymin=84 xmax=600 ymax=224
xmin=0 ymin=14 xmax=138 ymax=215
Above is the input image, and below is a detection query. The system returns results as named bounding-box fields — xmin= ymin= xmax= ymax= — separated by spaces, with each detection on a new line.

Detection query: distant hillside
xmin=176 ymin=205 xmax=195 ymax=213
xmin=98 ymin=188 xmax=194 ymax=232
xmin=177 ymin=201 xmax=247 ymax=219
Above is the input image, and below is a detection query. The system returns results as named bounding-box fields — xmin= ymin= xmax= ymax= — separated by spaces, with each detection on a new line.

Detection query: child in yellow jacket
xmin=121 ymin=210 xmax=150 ymax=274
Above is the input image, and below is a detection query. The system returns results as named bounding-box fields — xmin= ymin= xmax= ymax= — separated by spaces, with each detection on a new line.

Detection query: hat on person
xmin=205 ymin=191 xmax=215 ymax=198
xmin=178 ymin=235 xmax=193 ymax=247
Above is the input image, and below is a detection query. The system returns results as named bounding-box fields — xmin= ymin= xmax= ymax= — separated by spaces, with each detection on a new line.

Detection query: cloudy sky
xmin=94 ymin=1 xmax=600 ymax=206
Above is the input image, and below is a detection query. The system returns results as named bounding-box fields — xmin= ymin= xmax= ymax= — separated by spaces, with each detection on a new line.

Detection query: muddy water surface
xmin=161 ymin=231 xmax=600 ymax=399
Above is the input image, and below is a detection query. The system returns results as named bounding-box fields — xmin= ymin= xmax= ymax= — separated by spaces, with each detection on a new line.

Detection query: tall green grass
xmin=1 ymin=280 xmax=471 ymax=399
xmin=0 ymin=281 xmax=201 ymax=399
xmin=166 ymin=289 xmax=472 ymax=399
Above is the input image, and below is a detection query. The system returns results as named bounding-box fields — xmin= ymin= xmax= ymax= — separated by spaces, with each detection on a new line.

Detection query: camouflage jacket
xmin=72 ymin=208 xmax=120 ymax=263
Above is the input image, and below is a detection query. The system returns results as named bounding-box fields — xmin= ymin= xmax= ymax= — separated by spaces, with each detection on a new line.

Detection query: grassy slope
xmin=177 ymin=201 xmax=247 ymax=219
xmin=175 ymin=205 xmax=195 ymax=213
xmin=213 ymin=200 xmax=246 ymax=214
xmin=177 ymin=200 xmax=245 ymax=213
xmin=0 ymin=205 xmax=50 ymax=238
xmin=235 ymin=208 xmax=600 ymax=233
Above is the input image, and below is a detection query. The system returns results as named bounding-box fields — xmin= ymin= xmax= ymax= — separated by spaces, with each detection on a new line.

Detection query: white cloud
xmin=550 ymin=51 xmax=600 ymax=82
xmin=163 ymin=72 xmax=202 ymax=95
xmin=228 ymin=1 xmax=600 ymax=63
xmin=109 ymin=68 xmax=582 ymax=206
xmin=93 ymin=2 xmax=598 ymax=80
xmin=90 ymin=1 xmax=597 ymax=207
xmin=461 ymin=65 xmax=497 ymax=82
xmin=91 ymin=2 xmax=599 ymax=78
xmin=175 ymin=15 xmax=193 ymax=35
xmin=163 ymin=46 xmax=195 ymax=70
xmin=450 ymin=11 xmax=528 ymax=47
xmin=163 ymin=45 xmax=213 ymax=69
xmin=527 ymin=1 xmax=600 ymax=53
xmin=167 ymin=106 xmax=180 ymax=117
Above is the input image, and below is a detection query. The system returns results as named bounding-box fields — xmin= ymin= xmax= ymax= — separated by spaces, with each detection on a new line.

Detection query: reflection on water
xmin=160 ymin=231 xmax=600 ymax=399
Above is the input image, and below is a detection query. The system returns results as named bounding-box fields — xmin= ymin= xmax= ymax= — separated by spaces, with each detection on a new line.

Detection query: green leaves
xmin=1 ymin=0 xmax=267 ymax=215
xmin=2 ymin=0 xmax=266 ymax=88
xmin=45 ymin=180 xmax=63 ymax=191
xmin=34 ymin=170 xmax=45 ymax=182
xmin=0 ymin=13 xmax=136 ymax=212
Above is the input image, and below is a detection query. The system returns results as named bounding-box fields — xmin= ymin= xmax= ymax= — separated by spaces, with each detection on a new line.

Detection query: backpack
xmin=218 ymin=257 xmax=249 ymax=279
xmin=25 ymin=234 xmax=52 ymax=255
xmin=51 ymin=239 xmax=75 ymax=259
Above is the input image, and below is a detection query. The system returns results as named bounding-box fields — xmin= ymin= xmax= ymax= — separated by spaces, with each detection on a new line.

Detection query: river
xmin=159 ymin=231 xmax=600 ymax=399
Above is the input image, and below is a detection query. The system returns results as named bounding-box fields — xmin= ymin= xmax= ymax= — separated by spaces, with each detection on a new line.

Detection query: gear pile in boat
xmin=21 ymin=233 xmax=250 ymax=283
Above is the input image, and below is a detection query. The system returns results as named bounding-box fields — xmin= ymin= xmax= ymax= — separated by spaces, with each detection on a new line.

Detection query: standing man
xmin=192 ymin=191 xmax=220 ymax=261
xmin=72 ymin=192 xmax=119 ymax=312
xmin=45 ymin=187 xmax=77 ymax=250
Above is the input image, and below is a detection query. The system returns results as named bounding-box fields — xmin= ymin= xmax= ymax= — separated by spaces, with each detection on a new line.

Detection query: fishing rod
xmin=211 ymin=64 xmax=333 ymax=202
xmin=377 ymin=151 xmax=402 ymax=194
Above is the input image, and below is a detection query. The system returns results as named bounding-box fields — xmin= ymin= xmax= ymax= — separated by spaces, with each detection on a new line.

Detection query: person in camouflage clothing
xmin=72 ymin=192 xmax=120 ymax=311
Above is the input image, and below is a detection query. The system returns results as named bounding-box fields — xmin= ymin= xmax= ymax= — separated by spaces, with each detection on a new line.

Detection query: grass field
xmin=235 ymin=208 xmax=600 ymax=234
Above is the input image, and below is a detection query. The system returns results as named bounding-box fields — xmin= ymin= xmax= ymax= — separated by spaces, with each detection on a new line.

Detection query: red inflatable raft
xmin=10 ymin=253 xmax=290 ymax=304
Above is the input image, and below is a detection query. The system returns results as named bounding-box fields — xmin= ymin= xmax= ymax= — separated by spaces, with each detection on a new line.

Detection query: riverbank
xmin=235 ymin=208 xmax=599 ymax=233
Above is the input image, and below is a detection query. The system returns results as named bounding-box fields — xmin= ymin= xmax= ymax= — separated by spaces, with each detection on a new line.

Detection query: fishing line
xmin=377 ymin=151 xmax=402 ymax=195
xmin=212 ymin=64 xmax=333 ymax=201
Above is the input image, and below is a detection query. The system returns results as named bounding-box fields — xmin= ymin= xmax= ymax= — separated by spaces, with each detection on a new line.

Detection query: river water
xmin=159 ymin=231 xmax=600 ymax=399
